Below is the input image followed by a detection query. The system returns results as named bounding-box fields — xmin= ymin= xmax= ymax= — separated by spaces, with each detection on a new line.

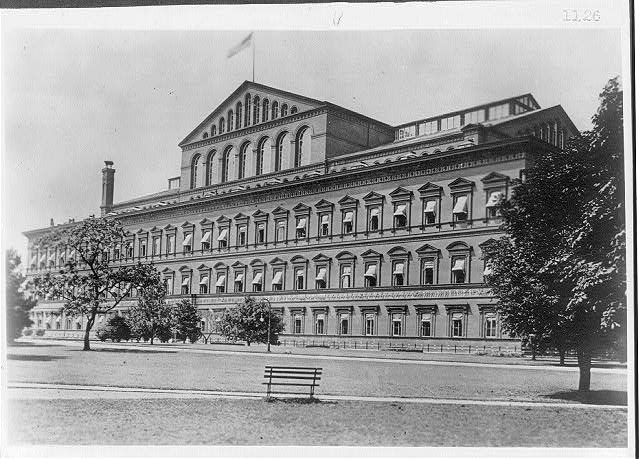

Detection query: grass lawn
xmin=7 ymin=342 xmax=627 ymax=403
xmin=6 ymin=397 xmax=628 ymax=447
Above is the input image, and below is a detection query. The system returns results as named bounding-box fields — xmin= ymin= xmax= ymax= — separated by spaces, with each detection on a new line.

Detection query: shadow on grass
xmin=546 ymin=390 xmax=627 ymax=405
xmin=74 ymin=348 xmax=177 ymax=354
xmin=7 ymin=354 xmax=67 ymax=362
xmin=8 ymin=342 xmax=64 ymax=348
xmin=264 ymin=397 xmax=336 ymax=405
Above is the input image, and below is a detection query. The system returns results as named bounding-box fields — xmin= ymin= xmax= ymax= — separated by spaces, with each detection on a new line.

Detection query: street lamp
xmin=260 ymin=297 xmax=272 ymax=353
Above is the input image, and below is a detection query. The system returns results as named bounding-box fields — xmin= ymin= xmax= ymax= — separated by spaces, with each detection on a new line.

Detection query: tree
xmin=32 ymin=217 xmax=159 ymax=351
xmin=483 ymin=77 xmax=625 ymax=392
xmin=6 ymin=249 xmax=36 ymax=342
xmin=96 ymin=314 xmax=131 ymax=342
xmin=219 ymin=296 xmax=284 ymax=346
xmin=173 ymin=299 xmax=202 ymax=343
xmin=125 ymin=270 xmax=172 ymax=345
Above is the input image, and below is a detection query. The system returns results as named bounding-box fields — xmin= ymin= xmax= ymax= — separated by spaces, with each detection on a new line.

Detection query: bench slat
xmin=265 ymin=366 xmax=322 ymax=370
xmin=264 ymin=371 xmax=322 ymax=375
xmin=263 ymin=375 xmax=321 ymax=380
xmin=262 ymin=382 xmax=321 ymax=387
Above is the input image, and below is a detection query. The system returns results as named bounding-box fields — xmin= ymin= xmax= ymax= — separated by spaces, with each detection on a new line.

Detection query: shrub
xmin=22 ymin=328 xmax=33 ymax=336
xmin=35 ymin=328 xmax=45 ymax=336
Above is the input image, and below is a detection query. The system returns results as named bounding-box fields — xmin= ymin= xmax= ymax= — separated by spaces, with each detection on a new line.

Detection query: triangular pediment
xmin=269 ymin=257 xmax=287 ymax=265
xmin=216 ymin=215 xmax=230 ymax=224
xmin=231 ymin=261 xmax=246 ymax=268
xmin=179 ymin=81 xmax=324 ymax=147
xmin=314 ymin=199 xmax=334 ymax=210
xmin=252 ymin=209 xmax=269 ymax=219
xmin=199 ymin=218 xmax=213 ymax=226
xmin=363 ymin=191 xmax=385 ymax=202
xmin=178 ymin=265 xmax=192 ymax=272
xmin=161 ymin=267 xmax=174 ymax=273
xmin=233 ymin=213 xmax=249 ymax=221
xmin=197 ymin=264 xmax=210 ymax=271
xmin=181 ymin=221 xmax=194 ymax=228
xmin=448 ymin=177 xmax=474 ymax=189
xmin=272 ymin=206 xmax=289 ymax=217
xmin=418 ymin=182 xmax=443 ymax=194
xmin=292 ymin=203 xmax=311 ymax=214
xmin=290 ymin=255 xmax=307 ymax=264
xmin=312 ymin=253 xmax=331 ymax=262
xmin=389 ymin=187 xmax=412 ymax=199
xmin=338 ymin=195 xmax=358 ymax=207
xmin=336 ymin=250 xmax=356 ymax=261
xmin=481 ymin=172 xmax=510 ymax=184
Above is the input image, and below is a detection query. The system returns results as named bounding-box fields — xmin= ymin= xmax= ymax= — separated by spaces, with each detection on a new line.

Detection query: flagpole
xmin=252 ymin=34 xmax=255 ymax=83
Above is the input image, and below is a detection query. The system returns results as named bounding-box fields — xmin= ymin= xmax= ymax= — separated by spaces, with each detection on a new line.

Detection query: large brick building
xmin=24 ymin=81 xmax=578 ymax=348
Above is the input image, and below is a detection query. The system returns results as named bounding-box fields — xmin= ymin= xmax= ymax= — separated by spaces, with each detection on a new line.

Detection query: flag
xmin=227 ymin=33 xmax=253 ymax=59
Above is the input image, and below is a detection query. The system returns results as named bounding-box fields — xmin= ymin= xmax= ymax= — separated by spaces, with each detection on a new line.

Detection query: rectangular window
xmin=423 ymin=199 xmax=437 ymax=225
xmin=294 ymin=315 xmax=303 ymax=334
xmin=295 ymin=217 xmax=307 ymax=239
xmin=215 ymin=274 xmax=226 ymax=293
xmin=217 ymin=228 xmax=228 ymax=249
xmin=315 ymin=267 xmax=327 ymax=289
xmin=199 ymin=275 xmax=209 ymax=294
xmin=153 ymin=237 xmax=161 ymax=256
xmin=486 ymin=191 xmax=504 ymax=219
xmin=464 ymin=109 xmax=486 ymax=125
xmin=418 ymin=120 xmax=439 ymax=136
xmin=276 ymin=221 xmax=286 ymax=242
xmin=368 ymin=207 xmax=380 ymax=232
xmin=451 ymin=313 xmax=464 ymax=337
xmin=485 ymin=315 xmax=497 ymax=338
xmin=440 ymin=115 xmax=461 ymax=131
xmin=182 ymin=233 xmax=192 ymax=254
xmin=256 ymin=223 xmax=266 ymax=244
xmin=422 ymin=258 xmax=435 ymax=285
xmin=315 ymin=314 xmax=325 ymax=335
xmin=252 ymin=271 xmax=263 ymax=292
xmin=139 ymin=241 xmax=147 ymax=258
xmin=393 ymin=204 xmax=408 ymax=229
xmin=392 ymin=313 xmax=403 ymax=336
xmin=237 ymin=225 xmax=247 ymax=247
xmin=452 ymin=195 xmax=469 ymax=222
xmin=451 ymin=258 xmax=466 ymax=284
xmin=181 ymin=276 xmax=190 ymax=295
xmin=421 ymin=316 xmax=432 ymax=337
xmin=342 ymin=211 xmax=354 ymax=234
xmin=339 ymin=314 xmax=349 ymax=335
xmin=365 ymin=313 xmax=375 ymax=336
xmin=392 ymin=262 xmax=405 ymax=286
xmin=364 ymin=263 xmax=377 ymax=288
xmin=320 ymin=214 xmax=330 ymax=237
xmin=114 ymin=248 xmax=121 ymax=260
xmin=340 ymin=265 xmax=352 ymax=289
xmin=166 ymin=235 xmax=175 ymax=255
xmin=201 ymin=231 xmax=211 ymax=251
xmin=164 ymin=277 xmax=173 ymax=295
xmin=271 ymin=270 xmax=283 ymax=291
xmin=295 ymin=269 xmax=305 ymax=290
xmin=234 ymin=272 xmax=244 ymax=292
xmin=488 ymin=103 xmax=510 ymax=120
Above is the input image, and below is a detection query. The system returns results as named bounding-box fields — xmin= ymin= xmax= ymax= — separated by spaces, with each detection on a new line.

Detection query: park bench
xmin=263 ymin=365 xmax=322 ymax=399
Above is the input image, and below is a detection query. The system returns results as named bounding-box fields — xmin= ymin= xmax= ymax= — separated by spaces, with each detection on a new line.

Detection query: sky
xmin=1 ymin=14 xmax=624 ymax=261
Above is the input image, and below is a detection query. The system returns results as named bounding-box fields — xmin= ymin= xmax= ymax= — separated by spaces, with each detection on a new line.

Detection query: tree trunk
xmin=83 ymin=310 xmax=97 ymax=351
xmin=150 ymin=325 xmax=155 ymax=345
xmin=577 ymin=345 xmax=592 ymax=392
xmin=559 ymin=346 xmax=565 ymax=366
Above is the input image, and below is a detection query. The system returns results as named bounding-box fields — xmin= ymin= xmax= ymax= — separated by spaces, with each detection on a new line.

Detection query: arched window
xmin=256 ymin=137 xmax=267 ymax=176
xmin=211 ymin=124 xmax=217 ymax=137
xmin=206 ymin=150 xmax=216 ymax=186
xmin=190 ymin=154 xmax=201 ymax=189
xmin=253 ymin=96 xmax=260 ymax=124
xmin=271 ymin=101 xmax=279 ymax=120
xmin=219 ymin=117 xmax=225 ymax=134
xmin=202 ymin=132 xmax=208 ymax=139
xmin=227 ymin=110 xmax=233 ymax=132
xmin=294 ymin=127 xmax=309 ymax=169
xmin=281 ymin=103 xmax=289 ymax=117
xmin=238 ymin=142 xmax=249 ymax=180
xmin=244 ymin=93 xmax=251 ymax=127
xmin=221 ymin=147 xmax=232 ymax=183
xmin=262 ymin=99 xmax=269 ymax=123
xmin=290 ymin=106 xmax=298 ymax=115
xmin=235 ymin=102 xmax=242 ymax=130
xmin=275 ymin=132 xmax=288 ymax=172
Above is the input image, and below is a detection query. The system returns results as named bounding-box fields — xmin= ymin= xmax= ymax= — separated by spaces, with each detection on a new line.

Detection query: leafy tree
xmin=483 ymin=77 xmax=625 ymax=392
xmin=6 ymin=249 xmax=36 ymax=342
xmin=173 ymin=299 xmax=202 ymax=343
xmin=125 ymin=272 xmax=172 ymax=345
xmin=219 ymin=296 xmax=284 ymax=346
xmin=32 ymin=217 xmax=159 ymax=350
xmin=96 ymin=314 xmax=131 ymax=342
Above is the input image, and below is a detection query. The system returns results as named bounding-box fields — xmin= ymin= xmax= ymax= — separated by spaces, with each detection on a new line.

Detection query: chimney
xmin=100 ymin=161 xmax=115 ymax=216
xmin=50 ymin=218 xmax=54 ymax=227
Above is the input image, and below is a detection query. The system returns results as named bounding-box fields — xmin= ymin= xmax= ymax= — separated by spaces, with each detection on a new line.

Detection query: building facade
xmin=24 ymin=81 xmax=578 ymax=348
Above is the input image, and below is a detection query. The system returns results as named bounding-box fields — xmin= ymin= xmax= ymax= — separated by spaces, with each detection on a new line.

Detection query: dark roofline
xmin=488 ymin=104 xmax=579 ymax=136
xmin=395 ymin=93 xmax=540 ymax=130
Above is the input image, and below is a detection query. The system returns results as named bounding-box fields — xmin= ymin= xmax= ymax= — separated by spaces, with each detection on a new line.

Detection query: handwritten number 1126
xmin=563 ymin=9 xmax=601 ymax=22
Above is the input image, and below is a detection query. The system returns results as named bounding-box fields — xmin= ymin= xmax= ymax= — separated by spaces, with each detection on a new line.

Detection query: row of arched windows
xmin=203 ymin=93 xmax=300 ymax=139
xmin=190 ymin=125 xmax=311 ymax=188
